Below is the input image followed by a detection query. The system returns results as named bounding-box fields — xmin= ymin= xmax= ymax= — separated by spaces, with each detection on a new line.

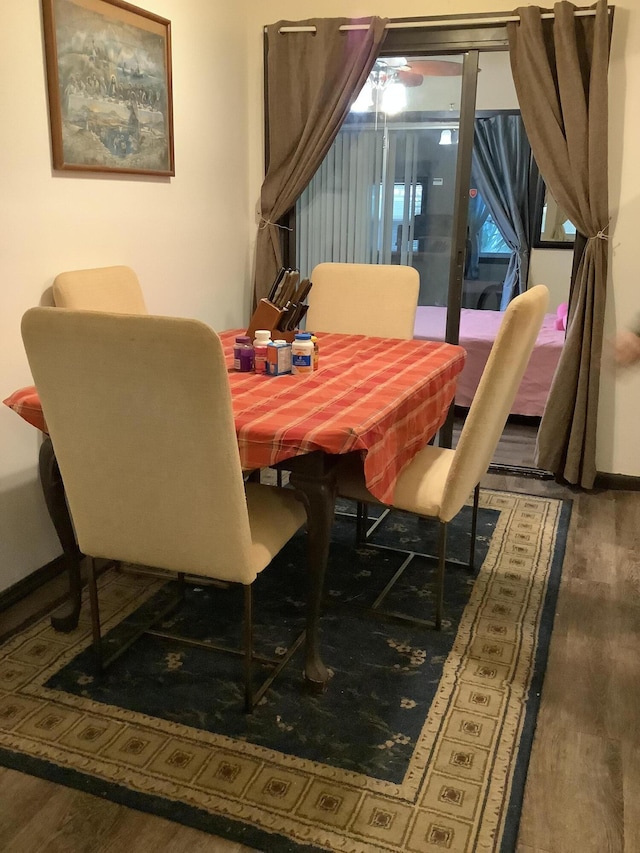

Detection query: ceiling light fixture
xmin=350 ymin=60 xmax=408 ymax=116
xmin=380 ymin=81 xmax=407 ymax=115
xmin=350 ymin=78 xmax=374 ymax=112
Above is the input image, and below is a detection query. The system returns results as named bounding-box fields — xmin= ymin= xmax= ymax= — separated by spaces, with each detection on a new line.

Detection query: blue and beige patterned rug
xmin=0 ymin=489 xmax=569 ymax=852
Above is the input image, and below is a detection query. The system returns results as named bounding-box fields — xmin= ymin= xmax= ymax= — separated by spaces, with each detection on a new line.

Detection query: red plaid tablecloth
xmin=4 ymin=330 xmax=465 ymax=505
xmin=3 ymin=385 xmax=48 ymax=433
xmin=222 ymin=330 xmax=465 ymax=503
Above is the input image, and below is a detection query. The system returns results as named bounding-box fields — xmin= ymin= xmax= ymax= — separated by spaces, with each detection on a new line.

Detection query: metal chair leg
xmin=87 ymin=556 xmax=103 ymax=671
xmin=356 ymin=501 xmax=369 ymax=545
xmin=469 ymin=483 xmax=480 ymax=571
xmin=435 ymin=522 xmax=447 ymax=630
xmin=243 ymin=584 xmax=254 ymax=713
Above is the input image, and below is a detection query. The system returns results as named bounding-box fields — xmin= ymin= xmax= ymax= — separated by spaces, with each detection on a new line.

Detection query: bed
xmin=413 ymin=306 xmax=565 ymax=417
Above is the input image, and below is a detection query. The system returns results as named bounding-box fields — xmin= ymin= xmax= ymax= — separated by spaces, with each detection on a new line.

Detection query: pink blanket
xmin=413 ymin=306 xmax=564 ymax=417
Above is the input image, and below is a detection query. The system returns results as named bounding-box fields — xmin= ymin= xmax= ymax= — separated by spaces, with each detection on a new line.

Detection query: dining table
xmin=4 ymin=328 xmax=466 ymax=692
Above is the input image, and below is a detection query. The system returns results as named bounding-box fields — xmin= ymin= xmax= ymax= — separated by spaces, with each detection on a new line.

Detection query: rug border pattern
xmin=0 ymin=490 xmax=569 ymax=853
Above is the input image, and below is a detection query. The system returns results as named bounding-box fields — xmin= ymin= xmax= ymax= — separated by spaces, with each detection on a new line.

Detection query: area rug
xmin=0 ymin=489 xmax=569 ymax=853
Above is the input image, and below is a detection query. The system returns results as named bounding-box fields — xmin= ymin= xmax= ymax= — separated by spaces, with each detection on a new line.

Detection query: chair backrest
xmin=306 ymin=262 xmax=419 ymax=339
xmin=21 ymin=308 xmax=257 ymax=582
xmin=53 ymin=266 xmax=147 ymax=313
xmin=440 ymin=285 xmax=549 ymax=521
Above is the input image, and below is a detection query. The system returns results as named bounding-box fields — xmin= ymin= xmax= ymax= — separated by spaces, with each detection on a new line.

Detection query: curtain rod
xmin=275 ymin=9 xmax=603 ymax=33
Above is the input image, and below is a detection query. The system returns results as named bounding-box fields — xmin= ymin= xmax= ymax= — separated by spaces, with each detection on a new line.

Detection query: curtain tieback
xmin=258 ymin=216 xmax=293 ymax=232
xmin=589 ymin=222 xmax=609 ymax=241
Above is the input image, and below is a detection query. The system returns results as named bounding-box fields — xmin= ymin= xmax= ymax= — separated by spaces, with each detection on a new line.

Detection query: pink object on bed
xmin=413 ymin=306 xmax=564 ymax=417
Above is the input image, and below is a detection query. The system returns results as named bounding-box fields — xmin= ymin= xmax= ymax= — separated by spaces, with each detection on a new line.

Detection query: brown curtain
xmin=254 ymin=17 xmax=388 ymax=303
xmin=508 ymin=0 xmax=610 ymax=488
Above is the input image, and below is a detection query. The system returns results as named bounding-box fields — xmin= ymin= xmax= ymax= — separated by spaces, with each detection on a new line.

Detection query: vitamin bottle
xmin=253 ymin=329 xmax=272 ymax=374
xmin=291 ymin=332 xmax=314 ymax=375
xmin=310 ymin=334 xmax=319 ymax=371
xmin=233 ymin=335 xmax=254 ymax=372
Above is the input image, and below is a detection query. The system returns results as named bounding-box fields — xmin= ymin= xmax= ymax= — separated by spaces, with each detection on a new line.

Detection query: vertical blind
xmin=296 ymin=127 xmax=423 ymax=277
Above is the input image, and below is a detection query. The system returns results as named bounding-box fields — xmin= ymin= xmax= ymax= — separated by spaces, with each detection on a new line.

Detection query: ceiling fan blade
xmin=396 ymin=69 xmax=424 ymax=87
xmin=408 ymin=59 xmax=463 ymax=77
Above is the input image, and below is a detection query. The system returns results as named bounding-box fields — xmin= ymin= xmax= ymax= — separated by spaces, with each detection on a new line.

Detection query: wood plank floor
xmin=2 ymin=460 xmax=639 ymax=851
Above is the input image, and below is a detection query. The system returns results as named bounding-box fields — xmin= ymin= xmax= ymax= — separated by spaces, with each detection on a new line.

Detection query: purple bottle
xmin=233 ymin=335 xmax=254 ymax=372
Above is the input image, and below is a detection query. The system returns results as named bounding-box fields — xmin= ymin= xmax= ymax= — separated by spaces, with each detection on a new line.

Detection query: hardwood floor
xmin=0 ymin=764 xmax=253 ymax=852
xmin=455 ymin=410 xmax=542 ymax=470
xmin=488 ymin=473 xmax=640 ymax=853
xmin=2 ymin=466 xmax=639 ymax=851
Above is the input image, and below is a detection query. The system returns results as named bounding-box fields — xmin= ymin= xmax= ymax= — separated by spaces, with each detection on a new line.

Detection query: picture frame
xmin=42 ymin=0 xmax=174 ymax=176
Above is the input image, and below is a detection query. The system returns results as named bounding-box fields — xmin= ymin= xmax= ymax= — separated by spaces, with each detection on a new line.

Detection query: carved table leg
xmin=285 ymin=453 xmax=338 ymax=692
xmin=38 ymin=437 xmax=82 ymax=632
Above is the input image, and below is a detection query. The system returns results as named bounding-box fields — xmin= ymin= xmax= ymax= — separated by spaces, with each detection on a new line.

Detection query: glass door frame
xmin=380 ymin=24 xmax=510 ymax=445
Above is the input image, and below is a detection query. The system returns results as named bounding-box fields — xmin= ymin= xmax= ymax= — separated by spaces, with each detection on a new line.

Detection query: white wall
xmin=247 ymin=0 xmax=640 ymax=479
xmin=0 ymin=0 xmax=250 ymax=594
xmin=529 ymin=249 xmax=572 ymax=312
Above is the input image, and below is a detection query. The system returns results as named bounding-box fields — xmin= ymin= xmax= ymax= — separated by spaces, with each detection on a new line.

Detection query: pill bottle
xmin=233 ymin=335 xmax=254 ymax=372
xmin=291 ymin=332 xmax=314 ymax=375
xmin=310 ymin=334 xmax=319 ymax=371
xmin=253 ymin=329 xmax=272 ymax=374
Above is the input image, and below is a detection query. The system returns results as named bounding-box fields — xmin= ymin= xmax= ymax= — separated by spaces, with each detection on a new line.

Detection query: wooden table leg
xmin=284 ymin=452 xmax=338 ymax=693
xmin=38 ymin=437 xmax=82 ymax=632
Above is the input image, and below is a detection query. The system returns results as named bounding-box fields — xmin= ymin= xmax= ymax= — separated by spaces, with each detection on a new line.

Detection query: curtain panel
xmin=471 ymin=114 xmax=532 ymax=309
xmin=254 ymin=17 xmax=388 ymax=304
xmin=466 ymin=192 xmax=490 ymax=280
xmin=508 ymin=0 xmax=610 ymax=488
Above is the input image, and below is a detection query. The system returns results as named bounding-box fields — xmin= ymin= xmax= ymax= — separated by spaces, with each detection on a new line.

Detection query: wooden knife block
xmin=246 ymin=299 xmax=297 ymax=342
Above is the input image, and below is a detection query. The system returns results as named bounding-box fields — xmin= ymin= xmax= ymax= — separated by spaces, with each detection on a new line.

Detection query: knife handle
xmin=268 ymin=267 xmax=286 ymax=303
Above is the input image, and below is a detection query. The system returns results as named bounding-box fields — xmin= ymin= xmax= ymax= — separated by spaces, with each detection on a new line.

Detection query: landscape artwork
xmin=42 ymin=0 xmax=174 ymax=176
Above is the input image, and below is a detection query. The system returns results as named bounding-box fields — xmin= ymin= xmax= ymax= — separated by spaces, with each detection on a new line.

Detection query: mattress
xmin=413 ymin=306 xmax=564 ymax=417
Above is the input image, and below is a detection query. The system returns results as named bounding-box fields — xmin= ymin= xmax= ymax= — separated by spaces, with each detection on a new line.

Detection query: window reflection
xmin=540 ymin=188 xmax=575 ymax=242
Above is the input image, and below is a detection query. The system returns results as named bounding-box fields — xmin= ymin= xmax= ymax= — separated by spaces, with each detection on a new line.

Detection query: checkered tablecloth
xmin=4 ymin=330 xmax=465 ymax=505
xmin=3 ymin=385 xmax=48 ymax=433
xmin=222 ymin=330 xmax=465 ymax=504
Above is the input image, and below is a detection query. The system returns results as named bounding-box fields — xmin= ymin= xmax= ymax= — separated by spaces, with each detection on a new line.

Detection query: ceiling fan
xmin=352 ymin=57 xmax=464 ymax=114
xmin=377 ymin=57 xmax=464 ymax=87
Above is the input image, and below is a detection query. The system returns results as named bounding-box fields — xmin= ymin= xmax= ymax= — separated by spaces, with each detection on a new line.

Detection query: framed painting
xmin=42 ymin=0 xmax=174 ymax=176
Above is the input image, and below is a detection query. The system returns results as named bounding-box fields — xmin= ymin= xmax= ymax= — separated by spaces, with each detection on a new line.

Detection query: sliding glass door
xmin=296 ymin=54 xmax=468 ymax=314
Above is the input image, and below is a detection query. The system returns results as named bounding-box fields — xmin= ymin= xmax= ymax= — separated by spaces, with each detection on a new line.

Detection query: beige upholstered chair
xmin=306 ymin=262 xmax=419 ymax=339
xmin=53 ymin=265 xmax=147 ymax=313
xmin=305 ymin=262 xmax=419 ymax=512
xmin=336 ymin=285 xmax=550 ymax=629
xmin=21 ymin=307 xmax=306 ymax=711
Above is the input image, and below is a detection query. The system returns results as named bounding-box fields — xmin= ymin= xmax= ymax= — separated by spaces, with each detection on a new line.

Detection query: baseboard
xmin=594 ymin=472 xmax=640 ymax=491
xmin=487 ymin=464 xmax=640 ymax=492
xmin=0 ymin=554 xmax=67 ymax=614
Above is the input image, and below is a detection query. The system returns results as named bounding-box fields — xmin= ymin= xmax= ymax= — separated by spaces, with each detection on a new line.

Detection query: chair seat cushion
xmin=393 ymin=445 xmax=455 ymax=517
xmin=337 ymin=444 xmax=455 ymax=520
xmin=245 ymin=482 xmax=307 ymax=576
xmin=3 ymin=385 xmax=47 ymax=433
